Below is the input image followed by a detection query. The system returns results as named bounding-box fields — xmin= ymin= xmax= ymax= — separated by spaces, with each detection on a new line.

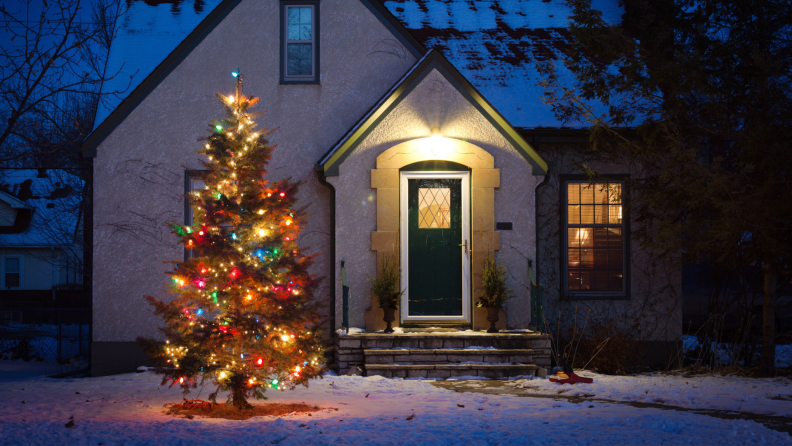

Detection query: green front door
xmin=406 ymin=177 xmax=464 ymax=317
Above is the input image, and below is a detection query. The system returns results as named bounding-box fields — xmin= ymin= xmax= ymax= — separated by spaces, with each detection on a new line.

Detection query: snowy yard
xmin=1 ymin=367 xmax=791 ymax=445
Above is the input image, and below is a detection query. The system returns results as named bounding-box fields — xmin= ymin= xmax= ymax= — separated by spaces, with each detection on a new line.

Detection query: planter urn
xmin=486 ymin=306 xmax=501 ymax=333
xmin=382 ymin=306 xmax=397 ymax=333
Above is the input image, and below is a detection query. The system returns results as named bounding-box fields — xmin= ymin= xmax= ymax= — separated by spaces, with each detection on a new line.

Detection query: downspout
xmin=315 ymin=168 xmax=336 ymax=336
xmin=534 ymin=164 xmax=552 ymax=287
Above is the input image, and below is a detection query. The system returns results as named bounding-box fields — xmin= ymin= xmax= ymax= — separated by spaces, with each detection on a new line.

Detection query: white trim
xmin=400 ymin=171 xmax=470 ymax=323
xmin=1 ymin=254 xmax=24 ymax=290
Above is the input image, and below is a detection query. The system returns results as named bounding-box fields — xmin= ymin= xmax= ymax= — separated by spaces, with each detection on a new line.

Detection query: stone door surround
xmin=366 ymin=137 xmax=503 ymax=331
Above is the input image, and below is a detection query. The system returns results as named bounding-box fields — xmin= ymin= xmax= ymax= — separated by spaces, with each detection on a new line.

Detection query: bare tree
xmin=0 ymin=0 xmax=125 ymax=165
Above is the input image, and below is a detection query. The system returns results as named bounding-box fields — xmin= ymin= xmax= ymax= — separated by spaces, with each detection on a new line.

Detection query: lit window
xmin=564 ymin=180 xmax=628 ymax=298
xmin=281 ymin=2 xmax=318 ymax=83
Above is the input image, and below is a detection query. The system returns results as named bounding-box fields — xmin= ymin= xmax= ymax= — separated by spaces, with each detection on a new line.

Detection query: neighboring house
xmin=0 ymin=169 xmax=84 ymax=305
xmin=84 ymin=0 xmax=681 ymax=376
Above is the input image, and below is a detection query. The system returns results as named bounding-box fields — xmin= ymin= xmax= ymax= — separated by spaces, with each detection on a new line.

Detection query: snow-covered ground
xmin=505 ymin=371 xmax=792 ymax=416
xmin=1 ymin=370 xmax=790 ymax=445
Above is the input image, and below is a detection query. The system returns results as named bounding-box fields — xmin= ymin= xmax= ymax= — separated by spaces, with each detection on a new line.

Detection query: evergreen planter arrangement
xmin=368 ymin=252 xmax=405 ymax=334
xmin=475 ymin=256 xmax=513 ymax=333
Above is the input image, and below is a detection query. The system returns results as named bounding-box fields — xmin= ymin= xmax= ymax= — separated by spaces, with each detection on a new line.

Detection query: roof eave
xmin=82 ymin=0 xmax=244 ymax=158
xmin=317 ymin=51 xmax=548 ymax=176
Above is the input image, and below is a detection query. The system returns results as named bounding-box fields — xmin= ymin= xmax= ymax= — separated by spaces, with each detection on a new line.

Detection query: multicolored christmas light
xmin=138 ymin=73 xmax=326 ymax=408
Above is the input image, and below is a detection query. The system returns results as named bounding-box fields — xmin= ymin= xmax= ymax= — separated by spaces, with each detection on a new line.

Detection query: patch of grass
xmin=165 ymin=402 xmax=325 ymax=420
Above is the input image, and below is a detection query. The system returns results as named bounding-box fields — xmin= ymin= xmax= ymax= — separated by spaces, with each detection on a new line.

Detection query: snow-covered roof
xmin=93 ymin=0 xmax=224 ymax=130
xmin=0 ymin=170 xmax=84 ymax=247
xmin=380 ymin=0 xmax=623 ymax=128
xmin=90 ymin=0 xmax=622 ymax=143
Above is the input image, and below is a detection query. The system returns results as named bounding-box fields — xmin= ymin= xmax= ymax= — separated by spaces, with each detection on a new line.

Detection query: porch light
xmin=431 ymin=127 xmax=442 ymax=138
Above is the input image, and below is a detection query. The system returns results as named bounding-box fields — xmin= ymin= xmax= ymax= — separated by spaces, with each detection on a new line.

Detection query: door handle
xmin=459 ymin=239 xmax=468 ymax=254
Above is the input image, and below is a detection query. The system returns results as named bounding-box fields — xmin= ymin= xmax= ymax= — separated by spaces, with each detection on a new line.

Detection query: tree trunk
xmin=231 ymin=384 xmax=251 ymax=409
xmin=760 ymin=259 xmax=776 ymax=376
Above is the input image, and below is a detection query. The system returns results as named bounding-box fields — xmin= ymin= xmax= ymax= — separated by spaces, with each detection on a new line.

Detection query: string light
xmin=150 ymin=83 xmax=323 ymax=405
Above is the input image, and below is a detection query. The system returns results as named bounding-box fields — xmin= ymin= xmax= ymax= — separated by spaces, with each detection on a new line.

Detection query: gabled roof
xmin=316 ymin=50 xmax=548 ymax=176
xmin=83 ymin=0 xmax=426 ymax=157
xmin=378 ymin=0 xmax=623 ymax=128
xmin=0 ymin=190 xmax=34 ymax=210
xmin=84 ymin=0 xmax=241 ymax=157
xmin=0 ymin=170 xmax=84 ymax=247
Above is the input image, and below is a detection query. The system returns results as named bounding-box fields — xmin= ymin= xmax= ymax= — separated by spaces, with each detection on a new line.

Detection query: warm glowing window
xmin=418 ymin=188 xmax=451 ymax=229
xmin=565 ymin=181 xmax=626 ymax=295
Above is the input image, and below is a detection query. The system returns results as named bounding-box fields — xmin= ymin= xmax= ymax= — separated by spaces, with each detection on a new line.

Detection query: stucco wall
xmin=92 ymin=0 xmax=416 ymax=342
xmin=327 ymin=69 xmax=543 ymax=330
xmin=535 ymin=144 xmax=682 ymax=346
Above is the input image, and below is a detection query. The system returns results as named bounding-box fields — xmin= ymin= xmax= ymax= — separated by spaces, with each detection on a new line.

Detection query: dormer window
xmin=281 ymin=1 xmax=319 ymax=83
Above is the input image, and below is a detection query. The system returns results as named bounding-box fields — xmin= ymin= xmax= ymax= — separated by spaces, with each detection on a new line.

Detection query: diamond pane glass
xmin=418 ymin=188 xmax=451 ymax=228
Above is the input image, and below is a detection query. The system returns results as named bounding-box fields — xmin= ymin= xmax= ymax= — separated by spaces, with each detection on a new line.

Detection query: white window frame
xmin=1 ymin=254 xmax=24 ymax=290
xmin=282 ymin=3 xmax=317 ymax=81
xmin=400 ymin=171 xmax=471 ymax=323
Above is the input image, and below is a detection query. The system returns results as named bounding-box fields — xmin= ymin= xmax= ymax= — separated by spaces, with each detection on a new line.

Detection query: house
xmin=0 ymin=169 xmax=85 ymax=306
xmin=84 ymin=0 xmax=681 ymax=376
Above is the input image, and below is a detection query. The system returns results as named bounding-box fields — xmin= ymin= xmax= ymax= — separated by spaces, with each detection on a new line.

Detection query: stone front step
xmin=338 ymin=333 xmax=551 ymax=350
xmin=365 ymin=348 xmax=539 ymax=365
xmin=334 ymin=332 xmax=552 ymax=375
xmin=366 ymin=363 xmax=541 ymax=379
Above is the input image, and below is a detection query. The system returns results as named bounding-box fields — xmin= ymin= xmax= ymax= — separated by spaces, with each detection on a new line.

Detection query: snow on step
xmin=365 ymin=348 xmax=537 ymax=364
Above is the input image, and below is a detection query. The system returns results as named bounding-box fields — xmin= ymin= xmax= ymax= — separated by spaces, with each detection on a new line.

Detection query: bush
xmin=558 ymin=318 xmax=639 ymax=375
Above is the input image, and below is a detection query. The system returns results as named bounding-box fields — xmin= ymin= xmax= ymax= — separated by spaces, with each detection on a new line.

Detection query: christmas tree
xmin=138 ymin=74 xmax=326 ymax=408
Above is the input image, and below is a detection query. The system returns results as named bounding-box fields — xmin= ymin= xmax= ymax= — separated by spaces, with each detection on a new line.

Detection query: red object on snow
xmin=548 ymin=371 xmax=594 ymax=384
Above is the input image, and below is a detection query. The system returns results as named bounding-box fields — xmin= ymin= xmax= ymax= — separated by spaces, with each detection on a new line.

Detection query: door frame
xmin=400 ymin=171 xmax=471 ymax=323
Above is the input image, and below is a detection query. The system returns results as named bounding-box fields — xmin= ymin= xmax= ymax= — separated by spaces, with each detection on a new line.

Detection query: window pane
xmin=608 ymin=270 xmax=623 ymax=291
xmin=594 ymin=270 xmax=609 ymax=290
xmin=5 ymin=257 xmax=19 ymax=272
xmin=568 ymin=228 xmax=580 ymax=248
xmin=568 ymin=249 xmax=580 ymax=267
xmin=578 ymin=228 xmax=593 ymax=248
xmin=568 ymin=270 xmax=581 ymax=290
xmin=567 ymin=183 xmax=580 ymax=204
xmin=609 ymin=249 xmax=623 ymax=268
xmin=581 ymin=184 xmax=594 ymax=204
xmin=568 ymin=205 xmax=580 ymax=224
xmin=580 ymin=270 xmax=593 ymax=290
xmin=288 ymin=7 xmax=311 ymax=40
xmin=593 ymin=228 xmax=608 ymax=248
xmin=580 ymin=205 xmax=595 ymax=224
xmin=594 ymin=249 xmax=608 ymax=267
xmin=608 ymin=228 xmax=622 ymax=248
xmin=595 ymin=205 xmax=609 ymax=224
xmin=287 ymin=43 xmax=312 ymax=75
xmin=595 ymin=183 xmax=608 ymax=204
xmin=580 ymin=249 xmax=593 ymax=268
xmin=609 ymin=205 xmax=623 ymax=224
xmin=609 ymin=184 xmax=621 ymax=204
xmin=5 ymin=273 xmax=19 ymax=288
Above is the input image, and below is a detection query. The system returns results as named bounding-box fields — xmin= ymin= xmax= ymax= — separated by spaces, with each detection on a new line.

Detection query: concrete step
xmin=338 ymin=333 xmax=551 ymax=350
xmin=364 ymin=348 xmax=546 ymax=365
xmin=366 ymin=363 xmax=542 ymax=379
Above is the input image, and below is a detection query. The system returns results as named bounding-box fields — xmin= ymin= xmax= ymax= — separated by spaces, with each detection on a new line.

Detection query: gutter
xmin=315 ymin=170 xmax=336 ymax=336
